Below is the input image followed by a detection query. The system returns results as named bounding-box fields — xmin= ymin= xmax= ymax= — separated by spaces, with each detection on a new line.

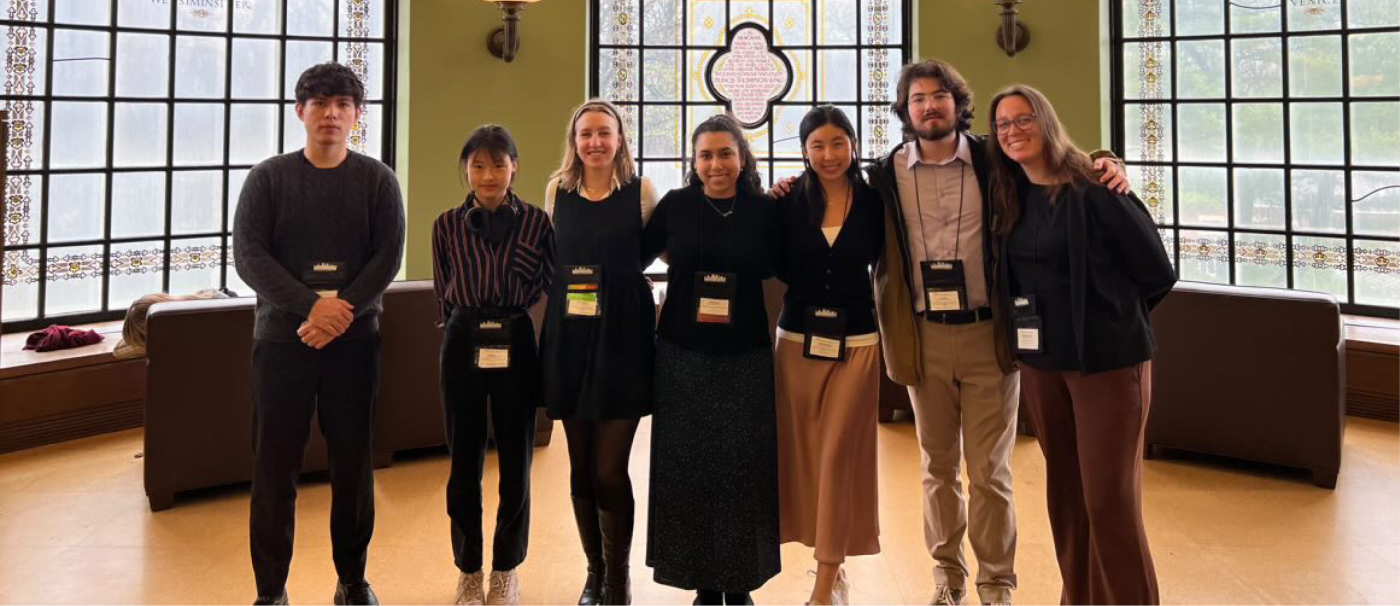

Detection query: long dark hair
xmin=798 ymin=105 xmax=864 ymax=227
xmin=685 ymin=113 xmax=762 ymax=195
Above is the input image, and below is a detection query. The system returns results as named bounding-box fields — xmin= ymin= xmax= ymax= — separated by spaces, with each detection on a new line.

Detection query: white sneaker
xmin=831 ymin=567 xmax=850 ymax=605
xmin=930 ymin=584 xmax=965 ymax=606
xmin=487 ymin=569 xmax=521 ymax=605
xmin=455 ymin=570 xmax=485 ymax=606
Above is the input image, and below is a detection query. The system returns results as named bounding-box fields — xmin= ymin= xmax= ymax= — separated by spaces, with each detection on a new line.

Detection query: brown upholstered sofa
xmin=1146 ymin=281 xmax=1345 ymax=488
xmin=143 ymin=280 xmax=553 ymax=511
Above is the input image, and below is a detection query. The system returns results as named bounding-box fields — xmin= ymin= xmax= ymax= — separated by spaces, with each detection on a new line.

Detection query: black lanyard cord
xmin=911 ymin=147 xmax=968 ymax=262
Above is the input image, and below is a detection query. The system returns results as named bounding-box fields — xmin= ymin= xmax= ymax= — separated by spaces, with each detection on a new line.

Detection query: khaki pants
xmin=908 ymin=320 xmax=1019 ymax=604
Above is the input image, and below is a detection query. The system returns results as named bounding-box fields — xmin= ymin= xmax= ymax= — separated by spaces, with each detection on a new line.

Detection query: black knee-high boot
xmin=571 ymin=496 xmax=606 ymax=606
xmin=598 ymin=505 xmax=634 ymax=605
xmin=693 ymin=589 xmax=723 ymax=605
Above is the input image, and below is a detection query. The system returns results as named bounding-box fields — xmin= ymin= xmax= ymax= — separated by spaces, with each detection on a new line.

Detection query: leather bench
xmin=1146 ymin=281 xmax=1345 ymax=488
xmin=143 ymin=280 xmax=554 ymax=511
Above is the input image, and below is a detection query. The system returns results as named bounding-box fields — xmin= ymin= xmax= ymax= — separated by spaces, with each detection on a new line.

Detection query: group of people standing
xmin=234 ymin=57 xmax=1176 ymax=606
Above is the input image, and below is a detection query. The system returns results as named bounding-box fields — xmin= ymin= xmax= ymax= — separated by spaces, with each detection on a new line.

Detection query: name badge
xmin=469 ymin=317 xmax=513 ymax=370
xmin=1011 ymin=295 xmax=1043 ymax=355
xmin=693 ymin=272 xmax=737 ymax=325
xmin=563 ymin=265 xmax=603 ymax=319
xmin=475 ymin=347 xmax=510 ymax=369
xmin=303 ymin=261 xmax=347 ymax=298
xmin=803 ymin=306 xmax=848 ymax=361
xmin=921 ymin=260 xmax=968 ymax=314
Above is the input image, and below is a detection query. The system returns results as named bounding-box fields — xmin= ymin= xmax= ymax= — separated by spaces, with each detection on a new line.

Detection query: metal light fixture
xmin=993 ymin=0 xmax=1030 ymax=57
xmin=484 ymin=0 xmax=543 ymax=63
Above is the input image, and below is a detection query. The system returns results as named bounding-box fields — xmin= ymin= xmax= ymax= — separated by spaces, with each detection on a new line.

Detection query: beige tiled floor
xmin=0 ymin=417 xmax=1397 ymax=605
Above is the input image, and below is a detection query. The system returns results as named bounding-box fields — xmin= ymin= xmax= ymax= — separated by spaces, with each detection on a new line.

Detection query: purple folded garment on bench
xmin=24 ymin=325 xmax=105 ymax=352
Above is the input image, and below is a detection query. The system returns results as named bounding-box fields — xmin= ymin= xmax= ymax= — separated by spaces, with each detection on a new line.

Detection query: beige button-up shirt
xmin=892 ymin=134 xmax=989 ymax=311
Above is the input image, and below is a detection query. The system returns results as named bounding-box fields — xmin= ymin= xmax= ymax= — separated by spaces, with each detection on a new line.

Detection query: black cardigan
xmin=641 ymin=184 xmax=780 ymax=355
xmin=773 ymin=178 xmax=885 ymax=336
xmin=994 ymin=180 xmax=1176 ymax=374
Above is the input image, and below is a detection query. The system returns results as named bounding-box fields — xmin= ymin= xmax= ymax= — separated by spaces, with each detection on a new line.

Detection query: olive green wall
xmin=401 ymin=0 xmax=1108 ymax=279
xmin=402 ymin=0 xmax=588 ymax=279
xmin=914 ymin=0 xmax=1109 ymax=148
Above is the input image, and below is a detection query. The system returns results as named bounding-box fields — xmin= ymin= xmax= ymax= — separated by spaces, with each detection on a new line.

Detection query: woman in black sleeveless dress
xmin=540 ymin=99 xmax=659 ymax=606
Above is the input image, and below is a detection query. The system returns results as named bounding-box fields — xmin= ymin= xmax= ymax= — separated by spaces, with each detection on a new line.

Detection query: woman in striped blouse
xmin=431 ymin=124 xmax=555 ymax=606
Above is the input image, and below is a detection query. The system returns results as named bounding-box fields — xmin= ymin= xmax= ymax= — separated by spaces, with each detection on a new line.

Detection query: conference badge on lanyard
xmin=921 ymin=259 xmax=968 ymax=313
xmin=563 ymin=265 xmax=603 ymax=319
xmin=303 ymin=261 xmax=348 ymax=299
xmin=803 ymin=306 xmax=848 ymax=361
xmin=470 ymin=317 xmax=513 ymax=370
xmin=693 ymin=272 xmax=737 ymax=325
xmin=1012 ymin=295 xmax=1043 ymax=354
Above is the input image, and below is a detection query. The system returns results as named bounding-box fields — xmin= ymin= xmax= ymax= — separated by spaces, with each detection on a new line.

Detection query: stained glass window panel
xmin=596 ymin=0 xmax=908 ymax=207
xmin=112 ymin=103 xmax=169 ymax=168
xmin=1232 ymin=168 xmax=1285 ymax=231
xmin=45 ymin=245 xmax=104 ymax=316
xmin=1354 ymin=240 xmax=1400 ymax=306
xmin=1293 ymin=236 xmax=1349 ymax=299
xmin=46 ymin=173 xmax=105 ymax=243
xmin=110 ymin=173 xmax=167 ymax=239
xmin=1289 ymin=36 xmax=1342 ymax=98
xmin=1233 ymin=232 xmax=1288 ymax=288
xmin=52 ymin=30 xmax=107 ymax=97
xmin=1290 ymin=170 xmax=1347 ymax=234
xmin=1353 ymin=171 xmax=1400 ymax=238
xmin=1 ymin=0 xmax=397 ymax=327
xmin=1174 ymin=40 xmax=1222 ymax=99
xmin=108 ymin=241 xmax=166 ymax=310
xmin=1119 ymin=0 xmax=1398 ymax=312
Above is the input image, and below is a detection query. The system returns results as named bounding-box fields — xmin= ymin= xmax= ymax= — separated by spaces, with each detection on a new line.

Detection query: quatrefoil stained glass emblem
xmin=705 ymin=24 xmax=794 ymax=129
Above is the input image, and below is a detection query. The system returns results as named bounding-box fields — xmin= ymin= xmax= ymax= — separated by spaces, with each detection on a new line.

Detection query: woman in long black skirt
xmin=540 ymin=99 xmax=660 ymax=606
xmin=641 ymin=113 xmax=782 ymax=606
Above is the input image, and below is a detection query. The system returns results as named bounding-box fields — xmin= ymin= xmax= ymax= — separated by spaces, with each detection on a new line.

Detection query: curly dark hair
xmin=685 ymin=113 xmax=763 ymax=196
xmin=294 ymin=62 xmax=366 ymax=107
xmin=890 ymin=59 xmax=975 ymax=138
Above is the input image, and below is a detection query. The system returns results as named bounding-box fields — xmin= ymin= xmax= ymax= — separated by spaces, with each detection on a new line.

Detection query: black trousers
xmin=442 ymin=310 xmax=540 ymax=573
xmin=250 ymin=334 xmax=381 ymax=597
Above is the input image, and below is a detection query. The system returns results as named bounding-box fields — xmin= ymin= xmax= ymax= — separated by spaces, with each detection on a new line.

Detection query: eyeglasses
xmin=994 ymin=114 xmax=1038 ymax=134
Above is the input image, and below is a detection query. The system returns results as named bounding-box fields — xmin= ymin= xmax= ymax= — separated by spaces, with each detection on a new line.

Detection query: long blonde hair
xmin=550 ymin=99 xmax=637 ymax=191
xmin=986 ymin=84 xmax=1097 ymax=237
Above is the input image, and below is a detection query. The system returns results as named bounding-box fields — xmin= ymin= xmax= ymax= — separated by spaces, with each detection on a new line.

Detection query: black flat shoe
xmin=333 ymin=580 xmax=378 ymax=605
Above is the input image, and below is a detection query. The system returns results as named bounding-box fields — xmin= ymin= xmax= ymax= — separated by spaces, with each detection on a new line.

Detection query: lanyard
xmin=911 ymin=147 xmax=967 ymax=263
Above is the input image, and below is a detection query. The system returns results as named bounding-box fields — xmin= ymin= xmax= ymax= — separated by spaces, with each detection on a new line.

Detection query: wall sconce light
xmin=484 ymin=0 xmax=542 ymax=63
xmin=993 ymin=0 xmax=1030 ymax=57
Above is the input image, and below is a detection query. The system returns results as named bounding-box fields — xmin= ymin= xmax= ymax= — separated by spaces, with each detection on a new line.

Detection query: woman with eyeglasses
xmin=432 ymin=124 xmax=554 ymax=606
xmin=985 ymin=84 xmax=1176 ymax=605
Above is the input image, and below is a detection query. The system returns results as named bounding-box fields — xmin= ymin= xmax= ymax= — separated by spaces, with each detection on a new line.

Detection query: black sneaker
xmin=334 ymin=580 xmax=379 ymax=605
xmin=253 ymin=590 xmax=288 ymax=605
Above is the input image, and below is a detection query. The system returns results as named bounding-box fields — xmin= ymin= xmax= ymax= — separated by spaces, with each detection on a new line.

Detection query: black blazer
xmin=994 ymin=180 xmax=1177 ymax=374
xmin=773 ymin=178 xmax=885 ymax=336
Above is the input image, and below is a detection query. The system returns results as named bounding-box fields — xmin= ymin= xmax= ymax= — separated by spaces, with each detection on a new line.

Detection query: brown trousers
xmin=1020 ymin=361 xmax=1160 ymax=605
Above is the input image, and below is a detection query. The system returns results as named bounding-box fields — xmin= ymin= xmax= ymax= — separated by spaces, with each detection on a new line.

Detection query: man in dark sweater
xmin=234 ymin=62 xmax=404 ymax=606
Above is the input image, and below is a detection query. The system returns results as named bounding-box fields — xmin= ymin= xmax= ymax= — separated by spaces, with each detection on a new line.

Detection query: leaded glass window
xmin=1 ymin=0 xmax=398 ymax=330
xmin=1115 ymin=0 xmax=1399 ymax=314
xmin=591 ymin=0 xmax=911 ymax=196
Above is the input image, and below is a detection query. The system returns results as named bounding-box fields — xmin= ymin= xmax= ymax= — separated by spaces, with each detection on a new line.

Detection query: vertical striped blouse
xmin=431 ymin=194 xmax=556 ymax=325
